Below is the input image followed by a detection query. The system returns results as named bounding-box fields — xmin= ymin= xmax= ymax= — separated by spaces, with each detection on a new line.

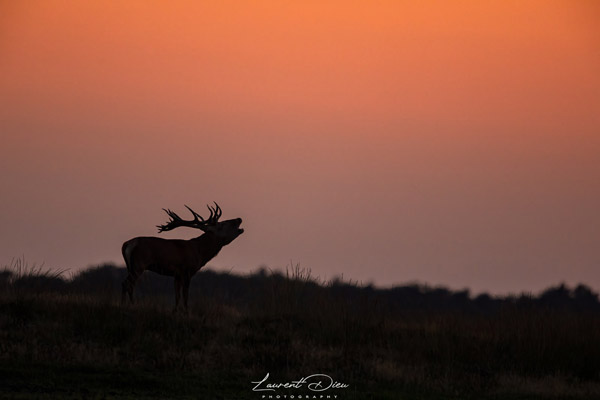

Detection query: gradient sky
xmin=1 ymin=1 xmax=599 ymax=294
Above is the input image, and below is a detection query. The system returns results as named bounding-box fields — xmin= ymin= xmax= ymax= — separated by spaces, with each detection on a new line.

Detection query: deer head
xmin=157 ymin=202 xmax=244 ymax=245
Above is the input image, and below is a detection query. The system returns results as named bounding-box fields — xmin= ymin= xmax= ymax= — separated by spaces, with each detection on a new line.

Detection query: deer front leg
xmin=182 ymin=277 xmax=191 ymax=312
xmin=173 ymin=277 xmax=182 ymax=312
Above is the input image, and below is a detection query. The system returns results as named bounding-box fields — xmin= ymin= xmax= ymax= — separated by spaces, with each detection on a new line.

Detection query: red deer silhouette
xmin=121 ymin=203 xmax=243 ymax=310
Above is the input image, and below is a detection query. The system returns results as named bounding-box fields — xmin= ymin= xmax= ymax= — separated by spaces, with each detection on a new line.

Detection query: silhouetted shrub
xmin=70 ymin=263 xmax=126 ymax=294
xmin=12 ymin=275 xmax=68 ymax=293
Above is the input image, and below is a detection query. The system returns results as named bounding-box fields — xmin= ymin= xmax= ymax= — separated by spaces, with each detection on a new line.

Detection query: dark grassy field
xmin=1 ymin=261 xmax=600 ymax=399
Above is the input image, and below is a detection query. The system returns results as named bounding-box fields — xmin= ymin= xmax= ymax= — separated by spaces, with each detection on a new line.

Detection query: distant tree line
xmin=1 ymin=263 xmax=599 ymax=313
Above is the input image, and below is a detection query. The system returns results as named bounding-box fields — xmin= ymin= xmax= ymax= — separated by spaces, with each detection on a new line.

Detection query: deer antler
xmin=206 ymin=202 xmax=222 ymax=224
xmin=157 ymin=203 xmax=221 ymax=232
xmin=185 ymin=205 xmax=205 ymax=222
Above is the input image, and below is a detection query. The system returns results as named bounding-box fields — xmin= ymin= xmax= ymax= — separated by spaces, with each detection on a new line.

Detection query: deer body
xmin=122 ymin=236 xmax=223 ymax=278
xmin=121 ymin=204 xmax=243 ymax=310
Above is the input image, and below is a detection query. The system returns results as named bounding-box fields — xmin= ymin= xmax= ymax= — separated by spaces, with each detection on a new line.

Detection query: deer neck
xmin=192 ymin=233 xmax=224 ymax=264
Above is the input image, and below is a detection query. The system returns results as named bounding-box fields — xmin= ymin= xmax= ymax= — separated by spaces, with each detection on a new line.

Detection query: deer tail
xmin=121 ymin=240 xmax=135 ymax=272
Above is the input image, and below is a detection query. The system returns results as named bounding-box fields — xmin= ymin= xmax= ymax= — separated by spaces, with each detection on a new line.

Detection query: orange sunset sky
xmin=1 ymin=1 xmax=599 ymax=294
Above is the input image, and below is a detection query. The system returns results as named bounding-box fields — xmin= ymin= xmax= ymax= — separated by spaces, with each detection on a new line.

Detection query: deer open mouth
xmin=236 ymin=218 xmax=244 ymax=234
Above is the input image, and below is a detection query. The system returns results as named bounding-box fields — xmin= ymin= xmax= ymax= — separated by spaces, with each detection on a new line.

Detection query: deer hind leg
xmin=122 ymin=272 xmax=138 ymax=304
xmin=121 ymin=281 xmax=127 ymax=304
